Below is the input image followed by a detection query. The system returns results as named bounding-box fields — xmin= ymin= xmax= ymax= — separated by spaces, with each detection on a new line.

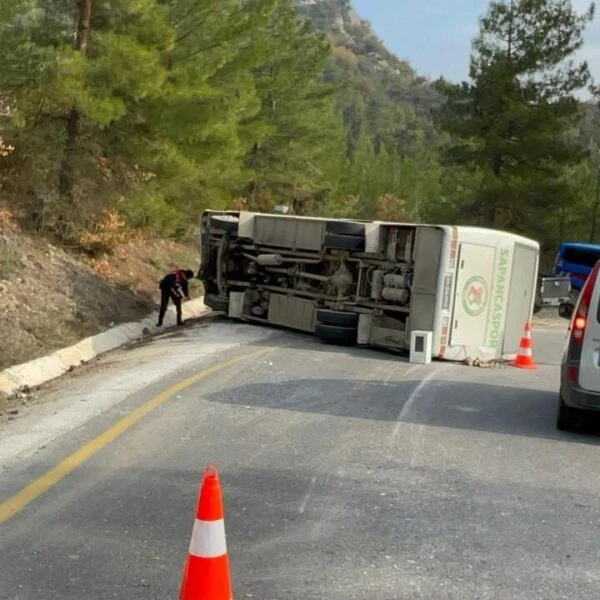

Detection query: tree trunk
xmin=58 ymin=107 xmax=81 ymax=197
xmin=58 ymin=0 xmax=93 ymax=202
xmin=248 ymin=180 xmax=259 ymax=210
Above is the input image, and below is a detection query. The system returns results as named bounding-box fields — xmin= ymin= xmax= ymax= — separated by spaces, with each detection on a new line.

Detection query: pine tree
xmin=0 ymin=0 xmax=282 ymax=237
xmin=239 ymin=0 xmax=342 ymax=213
xmin=115 ymin=0 xmax=276 ymax=228
xmin=0 ymin=0 xmax=177 ymax=236
xmin=435 ymin=0 xmax=595 ymax=234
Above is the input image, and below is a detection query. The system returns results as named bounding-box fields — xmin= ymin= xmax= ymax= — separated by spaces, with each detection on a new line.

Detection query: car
xmin=558 ymin=258 xmax=600 ymax=431
xmin=534 ymin=272 xmax=571 ymax=314
xmin=554 ymin=242 xmax=600 ymax=295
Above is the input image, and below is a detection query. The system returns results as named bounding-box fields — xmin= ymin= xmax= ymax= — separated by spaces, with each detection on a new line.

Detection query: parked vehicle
xmin=199 ymin=210 xmax=542 ymax=362
xmin=534 ymin=272 xmax=571 ymax=314
xmin=558 ymin=258 xmax=600 ymax=431
xmin=554 ymin=242 xmax=600 ymax=294
xmin=552 ymin=242 xmax=600 ymax=319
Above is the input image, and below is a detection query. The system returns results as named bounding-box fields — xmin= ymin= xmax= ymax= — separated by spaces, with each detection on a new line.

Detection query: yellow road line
xmin=0 ymin=348 xmax=271 ymax=526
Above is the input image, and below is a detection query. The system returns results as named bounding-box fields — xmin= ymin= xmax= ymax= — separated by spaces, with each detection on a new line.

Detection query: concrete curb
xmin=0 ymin=297 xmax=212 ymax=397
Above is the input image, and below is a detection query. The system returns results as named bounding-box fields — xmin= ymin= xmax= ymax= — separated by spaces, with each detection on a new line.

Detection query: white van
xmin=198 ymin=210 xmax=540 ymax=362
xmin=558 ymin=259 xmax=600 ymax=430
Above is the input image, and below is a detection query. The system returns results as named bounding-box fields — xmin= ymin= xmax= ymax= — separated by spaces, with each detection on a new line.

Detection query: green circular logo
xmin=462 ymin=275 xmax=489 ymax=317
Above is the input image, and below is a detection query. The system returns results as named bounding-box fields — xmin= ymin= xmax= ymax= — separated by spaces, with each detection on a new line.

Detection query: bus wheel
xmin=316 ymin=309 xmax=359 ymax=328
xmin=204 ymin=294 xmax=229 ymax=313
xmin=324 ymin=233 xmax=365 ymax=251
xmin=210 ymin=215 xmax=239 ymax=233
xmin=325 ymin=221 xmax=365 ymax=237
xmin=315 ymin=323 xmax=357 ymax=346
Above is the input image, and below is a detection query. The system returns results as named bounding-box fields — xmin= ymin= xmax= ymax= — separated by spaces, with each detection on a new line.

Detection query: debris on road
xmin=13 ymin=384 xmax=31 ymax=399
xmin=462 ymin=357 xmax=503 ymax=368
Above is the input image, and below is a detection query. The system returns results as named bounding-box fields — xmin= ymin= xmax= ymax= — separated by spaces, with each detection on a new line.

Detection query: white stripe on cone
xmin=519 ymin=347 xmax=532 ymax=356
xmin=188 ymin=519 xmax=228 ymax=558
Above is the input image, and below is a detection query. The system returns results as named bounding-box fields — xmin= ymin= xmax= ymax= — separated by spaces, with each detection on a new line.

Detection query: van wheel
xmin=210 ymin=215 xmax=239 ymax=233
xmin=324 ymin=233 xmax=365 ymax=251
xmin=316 ymin=309 xmax=359 ymax=327
xmin=556 ymin=395 xmax=580 ymax=432
xmin=559 ymin=302 xmax=573 ymax=319
xmin=314 ymin=323 xmax=357 ymax=346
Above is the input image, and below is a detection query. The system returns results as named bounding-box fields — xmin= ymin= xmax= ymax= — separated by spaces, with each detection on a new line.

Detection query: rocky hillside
xmin=294 ymin=0 xmax=442 ymax=153
xmin=295 ymin=0 xmax=416 ymax=80
xmin=0 ymin=208 xmax=201 ymax=373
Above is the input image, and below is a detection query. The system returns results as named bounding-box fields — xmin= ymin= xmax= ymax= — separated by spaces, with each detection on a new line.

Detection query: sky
xmin=352 ymin=0 xmax=600 ymax=91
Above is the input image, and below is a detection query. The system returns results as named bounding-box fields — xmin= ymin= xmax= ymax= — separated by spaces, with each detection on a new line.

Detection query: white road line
xmin=383 ymin=363 xmax=418 ymax=386
xmin=387 ymin=364 xmax=451 ymax=458
xmin=404 ymin=365 xmax=419 ymax=378
xmin=398 ymin=367 xmax=442 ymax=421
xmin=299 ymin=476 xmax=317 ymax=514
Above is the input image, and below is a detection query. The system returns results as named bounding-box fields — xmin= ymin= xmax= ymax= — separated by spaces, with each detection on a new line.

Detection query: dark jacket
xmin=160 ymin=269 xmax=190 ymax=298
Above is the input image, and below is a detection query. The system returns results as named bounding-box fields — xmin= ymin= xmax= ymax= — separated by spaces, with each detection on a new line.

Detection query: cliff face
xmin=293 ymin=0 xmax=417 ymax=81
xmin=295 ymin=0 xmax=361 ymax=33
xmin=293 ymin=0 xmax=441 ymax=149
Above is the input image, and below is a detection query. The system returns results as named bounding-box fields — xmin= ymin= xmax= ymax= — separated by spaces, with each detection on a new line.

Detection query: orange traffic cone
xmin=511 ymin=320 xmax=538 ymax=370
xmin=179 ymin=466 xmax=233 ymax=600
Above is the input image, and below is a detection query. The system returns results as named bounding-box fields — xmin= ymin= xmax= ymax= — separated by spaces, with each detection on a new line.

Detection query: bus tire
xmin=314 ymin=323 xmax=357 ymax=346
xmin=325 ymin=221 xmax=365 ymax=237
xmin=324 ymin=233 xmax=364 ymax=251
xmin=316 ymin=309 xmax=359 ymax=327
xmin=210 ymin=215 xmax=239 ymax=233
xmin=204 ymin=294 xmax=229 ymax=313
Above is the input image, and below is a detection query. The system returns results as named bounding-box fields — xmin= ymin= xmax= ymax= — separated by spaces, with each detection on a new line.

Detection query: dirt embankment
xmin=0 ymin=211 xmax=201 ymax=372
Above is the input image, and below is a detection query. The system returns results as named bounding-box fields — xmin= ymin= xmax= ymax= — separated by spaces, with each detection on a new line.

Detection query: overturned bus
xmin=198 ymin=210 xmax=540 ymax=362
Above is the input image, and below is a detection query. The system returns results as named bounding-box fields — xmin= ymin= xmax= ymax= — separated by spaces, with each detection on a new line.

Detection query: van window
xmin=562 ymin=247 xmax=600 ymax=268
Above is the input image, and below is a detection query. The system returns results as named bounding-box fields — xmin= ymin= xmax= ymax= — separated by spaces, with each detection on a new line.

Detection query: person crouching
xmin=157 ymin=268 xmax=194 ymax=327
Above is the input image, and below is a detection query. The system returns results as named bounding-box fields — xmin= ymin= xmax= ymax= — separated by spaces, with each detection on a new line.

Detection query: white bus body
xmin=198 ymin=210 xmax=539 ymax=362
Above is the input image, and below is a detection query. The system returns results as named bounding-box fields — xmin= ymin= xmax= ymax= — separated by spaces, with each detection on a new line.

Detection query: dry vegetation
xmin=0 ymin=208 xmax=201 ymax=371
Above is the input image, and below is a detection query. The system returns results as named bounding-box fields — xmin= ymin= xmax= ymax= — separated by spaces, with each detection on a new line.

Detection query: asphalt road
xmin=2 ymin=315 xmax=600 ymax=600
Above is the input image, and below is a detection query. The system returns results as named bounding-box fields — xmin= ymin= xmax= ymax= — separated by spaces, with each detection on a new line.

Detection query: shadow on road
xmin=138 ymin=315 xmax=413 ymax=363
xmin=205 ymin=377 xmax=600 ymax=444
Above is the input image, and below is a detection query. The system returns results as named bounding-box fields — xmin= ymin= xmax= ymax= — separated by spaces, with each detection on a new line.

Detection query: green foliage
xmin=0 ymin=0 xmax=276 ymax=237
xmin=240 ymin=0 xmax=341 ymax=211
xmin=319 ymin=130 xmax=443 ymax=221
xmin=0 ymin=0 xmax=446 ymax=238
xmin=118 ymin=189 xmax=184 ymax=237
xmin=435 ymin=0 xmax=595 ymax=237
xmin=0 ymin=0 xmax=599 ymax=260
xmin=293 ymin=0 xmax=445 ymax=220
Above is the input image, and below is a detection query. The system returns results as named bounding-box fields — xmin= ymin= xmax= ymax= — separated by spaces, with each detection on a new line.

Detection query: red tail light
xmin=567 ymin=365 xmax=578 ymax=382
xmin=570 ymin=260 xmax=600 ymax=345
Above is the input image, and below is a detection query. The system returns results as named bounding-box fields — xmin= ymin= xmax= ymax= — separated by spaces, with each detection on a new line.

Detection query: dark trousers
xmin=158 ymin=285 xmax=182 ymax=326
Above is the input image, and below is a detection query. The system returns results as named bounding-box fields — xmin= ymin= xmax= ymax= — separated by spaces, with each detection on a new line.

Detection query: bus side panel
xmin=449 ymin=242 xmax=497 ymax=348
xmin=432 ymin=227 xmax=457 ymax=358
xmin=502 ymin=243 xmax=538 ymax=356
xmin=408 ymin=228 xmax=445 ymax=343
